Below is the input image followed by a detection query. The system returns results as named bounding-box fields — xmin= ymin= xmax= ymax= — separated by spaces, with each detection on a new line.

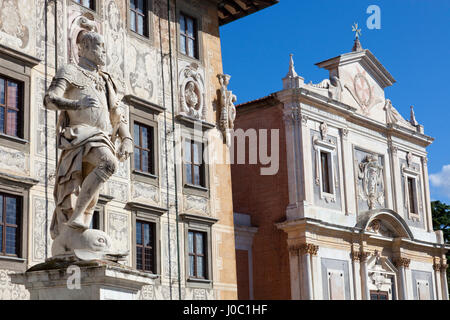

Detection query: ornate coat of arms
xmin=358 ymin=154 xmax=384 ymax=210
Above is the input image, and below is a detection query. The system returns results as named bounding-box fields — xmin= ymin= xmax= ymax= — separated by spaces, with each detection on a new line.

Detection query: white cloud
xmin=429 ymin=164 xmax=450 ymax=198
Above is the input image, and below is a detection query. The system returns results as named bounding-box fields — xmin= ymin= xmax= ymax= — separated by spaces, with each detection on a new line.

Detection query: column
xmin=311 ymin=248 xmax=322 ymax=299
xmin=433 ymin=260 xmax=442 ymax=300
xmin=300 ymin=244 xmax=318 ymax=300
xmin=288 ymin=245 xmax=301 ymax=300
xmin=340 ymin=127 xmax=355 ymax=215
xmin=351 ymin=251 xmax=362 ymax=300
xmin=359 ymin=252 xmax=370 ymax=300
xmin=441 ymin=264 xmax=449 ymax=300
xmin=422 ymin=157 xmax=434 ymax=232
xmin=394 ymin=258 xmax=410 ymax=300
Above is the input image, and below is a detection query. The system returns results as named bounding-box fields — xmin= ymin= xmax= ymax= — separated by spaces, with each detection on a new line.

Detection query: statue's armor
xmin=54 ymin=64 xmax=114 ymax=135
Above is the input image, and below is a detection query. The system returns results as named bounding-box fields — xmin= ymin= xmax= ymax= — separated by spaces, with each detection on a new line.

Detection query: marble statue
xmin=44 ymin=28 xmax=133 ymax=260
xmin=218 ymin=74 xmax=237 ymax=147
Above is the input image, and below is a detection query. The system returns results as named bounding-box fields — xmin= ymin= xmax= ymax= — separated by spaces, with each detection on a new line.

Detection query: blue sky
xmin=220 ymin=0 xmax=450 ymax=203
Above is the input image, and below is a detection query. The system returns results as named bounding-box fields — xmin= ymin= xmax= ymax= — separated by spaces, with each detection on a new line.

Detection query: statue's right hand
xmin=77 ymin=96 xmax=100 ymax=109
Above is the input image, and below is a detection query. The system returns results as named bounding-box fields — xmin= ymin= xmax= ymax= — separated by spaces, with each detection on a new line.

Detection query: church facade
xmin=0 ymin=0 xmax=277 ymax=300
xmin=232 ymin=38 xmax=449 ymax=300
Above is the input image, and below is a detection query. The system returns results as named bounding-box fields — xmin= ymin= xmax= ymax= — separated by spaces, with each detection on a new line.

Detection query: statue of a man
xmin=45 ymin=30 xmax=133 ymax=239
xmin=218 ymin=74 xmax=236 ymax=146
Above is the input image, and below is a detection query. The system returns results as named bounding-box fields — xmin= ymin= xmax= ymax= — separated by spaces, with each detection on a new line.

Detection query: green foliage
xmin=431 ymin=200 xmax=450 ymax=294
xmin=431 ymin=200 xmax=450 ymax=243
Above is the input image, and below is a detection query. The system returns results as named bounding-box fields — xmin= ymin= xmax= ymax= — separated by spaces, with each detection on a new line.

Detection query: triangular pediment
xmin=313 ymin=49 xmax=399 ymax=124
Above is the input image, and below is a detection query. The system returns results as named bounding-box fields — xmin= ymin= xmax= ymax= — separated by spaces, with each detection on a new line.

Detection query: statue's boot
xmin=67 ymin=171 xmax=104 ymax=230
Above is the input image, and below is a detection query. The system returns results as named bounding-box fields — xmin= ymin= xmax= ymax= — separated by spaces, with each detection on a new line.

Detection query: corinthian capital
xmin=300 ymin=243 xmax=319 ymax=256
xmin=394 ymin=257 xmax=411 ymax=268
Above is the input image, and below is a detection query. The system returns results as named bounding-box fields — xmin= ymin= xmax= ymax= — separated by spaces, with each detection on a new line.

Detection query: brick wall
xmin=232 ymin=103 xmax=291 ymax=300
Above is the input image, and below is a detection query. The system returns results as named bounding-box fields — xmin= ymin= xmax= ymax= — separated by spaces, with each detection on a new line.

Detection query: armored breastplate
xmin=58 ymin=64 xmax=113 ymax=134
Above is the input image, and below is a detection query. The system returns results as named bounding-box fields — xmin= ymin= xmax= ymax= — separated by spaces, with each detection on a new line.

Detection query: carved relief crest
xmin=0 ymin=0 xmax=29 ymax=49
xmin=179 ymin=63 xmax=205 ymax=120
xmin=358 ymin=154 xmax=384 ymax=210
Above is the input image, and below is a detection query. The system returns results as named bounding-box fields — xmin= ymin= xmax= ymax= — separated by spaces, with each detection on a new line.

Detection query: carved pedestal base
xmin=10 ymin=256 xmax=157 ymax=300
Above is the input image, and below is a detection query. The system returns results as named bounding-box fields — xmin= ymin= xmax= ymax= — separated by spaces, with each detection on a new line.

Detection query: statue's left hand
xmin=118 ymin=138 xmax=133 ymax=162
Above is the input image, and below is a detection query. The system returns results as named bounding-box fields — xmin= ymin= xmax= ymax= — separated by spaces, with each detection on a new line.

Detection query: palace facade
xmin=232 ymin=38 xmax=449 ymax=300
xmin=0 ymin=0 xmax=277 ymax=300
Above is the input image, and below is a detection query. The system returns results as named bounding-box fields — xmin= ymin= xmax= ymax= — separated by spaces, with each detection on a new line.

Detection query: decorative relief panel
xmin=354 ymin=149 xmax=385 ymax=211
xmin=106 ymin=180 xmax=128 ymax=203
xmin=107 ymin=211 xmax=129 ymax=253
xmin=35 ymin=77 xmax=57 ymax=159
xmin=162 ymin=223 xmax=180 ymax=280
xmin=0 ymin=269 xmax=29 ymax=300
xmin=178 ymin=63 xmax=206 ymax=120
xmin=0 ymin=0 xmax=32 ymax=52
xmin=0 ymin=145 xmax=27 ymax=174
xmin=184 ymin=194 xmax=209 ymax=215
xmin=32 ymin=196 xmax=54 ymax=263
xmin=103 ymin=0 xmax=126 ymax=93
xmin=126 ymin=41 xmax=155 ymax=100
xmin=185 ymin=288 xmax=215 ymax=300
xmin=131 ymin=181 xmax=159 ymax=204
xmin=36 ymin=0 xmax=65 ymax=68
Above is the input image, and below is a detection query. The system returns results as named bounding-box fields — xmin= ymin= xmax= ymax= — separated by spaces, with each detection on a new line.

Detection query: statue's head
xmin=78 ymin=31 xmax=106 ymax=67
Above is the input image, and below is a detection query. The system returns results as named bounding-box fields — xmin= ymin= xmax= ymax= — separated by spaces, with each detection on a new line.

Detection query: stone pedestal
xmin=10 ymin=256 xmax=157 ymax=300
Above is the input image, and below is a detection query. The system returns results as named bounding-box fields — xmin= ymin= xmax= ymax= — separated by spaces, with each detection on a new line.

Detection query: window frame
xmin=181 ymin=126 xmax=210 ymax=198
xmin=313 ymin=136 xmax=337 ymax=202
xmin=188 ymin=230 xmax=207 ymax=279
xmin=128 ymin=201 xmax=165 ymax=279
xmin=0 ymin=192 xmax=21 ymax=257
xmin=135 ymin=219 xmax=156 ymax=273
xmin=127 ymin=95 xmax=162 ymax=187
xmin=0 ymin=45 xmax=36 ymax=152
xmin=184 ymin=138 xmax=206 ymax=188
xmin=127 ymin=0 xmax=153 ymax=41
xmin=0 ymin=181 xmax=31 ymax=272
xmin=181 ymin=213 xmax=217 ymax=288
xmin=0 ymin=76 xmax=23 ymax=139
xmin=72 ymin=0 xmax=96 ymax=11
xmin=133 ymin=121 xmax=155 ymax=175
xmin=179 ymin=12 xmax=198 ymax=59
xmin=401 ymin=160 xmax=422 ymax=222
xmin=176 ymin=4 xmax=203 ymax=63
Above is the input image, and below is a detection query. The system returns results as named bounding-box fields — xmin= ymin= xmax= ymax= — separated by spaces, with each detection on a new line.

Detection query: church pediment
xmin=356 ymin=209 xmax=414 ymax=240
xmin=315 ymin=49 xmax=394 ymax=120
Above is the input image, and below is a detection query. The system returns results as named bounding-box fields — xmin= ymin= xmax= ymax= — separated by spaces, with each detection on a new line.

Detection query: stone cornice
xmin=0 ymin=43 xmax=41 ymax=68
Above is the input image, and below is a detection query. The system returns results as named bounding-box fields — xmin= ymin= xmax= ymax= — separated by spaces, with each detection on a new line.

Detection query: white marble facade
xmin=0 ymin=0 xmax=235 ymax=300
xmin=276 ymin=40 xmax=448 ymax=300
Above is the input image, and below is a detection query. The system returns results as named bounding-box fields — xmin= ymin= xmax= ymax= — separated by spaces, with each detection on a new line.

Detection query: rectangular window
xmin=184 ymin=139 xmax=205 ymax=187
xmin=73 ymin=0 xmax=95 ymax=10
xmin=134 ymin=122 xmax=154 ymax=174
xmin=320 ymin=151 xmax=332 ymax=194
xmin=89 ymin=210 xmax=100 ymax=230
xmin=136 ymin=220 xmax=155 ymax=272
xmin=130 ymin=0 xmax=148 ymax=37
xmin=179 ymin=13 xmax=198 ymax=59
xmin=0 ymin=193 xmax=21 ymax=256
xmin=0 ymin=76 xmax=23 ymax=138
xmin=370 ymin=291 xmax=388 ymax=300
xmin=188 ymin=230 xmax=207 ymax=279
xmin=408 ymin=177 xmax=417 ymax=214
